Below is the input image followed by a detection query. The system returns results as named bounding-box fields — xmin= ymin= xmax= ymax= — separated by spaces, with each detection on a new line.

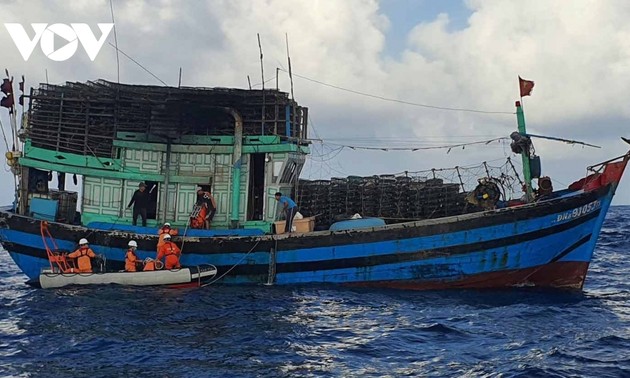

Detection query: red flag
xmin=0 ymin=78 xmax=13 ymax=112
xmin=0 ymin=78 xmax=11 ymax=95
xmin=519 ymin=76 xmax=535 ymax=97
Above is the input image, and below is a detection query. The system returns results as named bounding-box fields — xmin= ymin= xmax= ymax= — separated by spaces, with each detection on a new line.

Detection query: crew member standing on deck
xmin=156 ymin=234 xmax=181 ymax=269
xmin=274 ymin=192 xmax=298 ymax=233
xmin=127 ymin=182 xmax=150 ymax=227
xmin=197 ymin=188 xmax=217 ymax=230
xmin=67 ymin=238 xmax=97 ymax=273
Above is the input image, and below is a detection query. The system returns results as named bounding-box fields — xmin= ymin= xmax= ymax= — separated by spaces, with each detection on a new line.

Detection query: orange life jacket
xmin=157 ymin=228 xmax=178 ymax=249
xmin=68 ymin=247 xmax=96 ymax=273
xmin=125 ymin=249 xmax=138 ymax=272
xmin=157 ymin=241 xmax=181 ymax=269
xmin=190 ymin=204 xmax=207 ymax=229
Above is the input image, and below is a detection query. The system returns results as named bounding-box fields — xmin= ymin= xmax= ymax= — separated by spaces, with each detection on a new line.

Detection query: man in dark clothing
xmin=127 ymin=182 xmax=149 ymax=226
xmin=196 ymin=188 xmax=217 ymax=229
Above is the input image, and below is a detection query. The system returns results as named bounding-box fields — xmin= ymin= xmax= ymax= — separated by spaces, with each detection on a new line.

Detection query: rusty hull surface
xmin=347 ymin=261 xmax=589 ymax=291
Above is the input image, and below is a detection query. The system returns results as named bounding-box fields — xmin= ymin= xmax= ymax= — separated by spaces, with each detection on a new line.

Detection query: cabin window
xmin=272 ymin=161 xmax=283 ymax=183
xmin=280 ymin=161 xmax=298 ymax=184
xmin=196 ymin=183 xmax=213 ymax=196
xmin=195 ymin=183 xmax=214 ymax=204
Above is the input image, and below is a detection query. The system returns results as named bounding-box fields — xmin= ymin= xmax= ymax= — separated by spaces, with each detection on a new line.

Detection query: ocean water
xmin=0 ymin=207 xmax=628 ymax=377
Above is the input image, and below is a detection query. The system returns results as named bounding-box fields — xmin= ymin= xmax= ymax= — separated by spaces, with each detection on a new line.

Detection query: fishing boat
xmin=0 ymin=76 xmax=627 ymax=290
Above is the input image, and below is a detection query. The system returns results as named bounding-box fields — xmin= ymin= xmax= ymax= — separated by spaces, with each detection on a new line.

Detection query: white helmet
xmin=79 ymin=238 xmax=88 ymax=245
xmin=128 ymin=240 xmax=138 ymax=248
xmin=163 ymin=234 xmax=171 ymax=240
xmin=163 ymin=222 xmax=171 ymax=228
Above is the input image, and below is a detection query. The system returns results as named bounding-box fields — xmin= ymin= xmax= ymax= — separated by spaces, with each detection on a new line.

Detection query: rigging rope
xmin=201 ymin=239 xmax=262 ymax=287
xmin=324 ymin=137 xmax=508 ymax=152
xmin=278 ymin=68 xmax=515 ymax=115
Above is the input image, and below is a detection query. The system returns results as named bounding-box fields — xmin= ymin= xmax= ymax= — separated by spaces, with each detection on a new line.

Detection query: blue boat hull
xmin=0 ymin=181 xmax=616 ymax=290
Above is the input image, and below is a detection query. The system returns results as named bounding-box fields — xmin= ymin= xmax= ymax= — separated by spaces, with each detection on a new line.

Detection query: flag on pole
xmin=0 ymin=78 xmax=14 ymax=112
xmin=519 ymin=76 xmax=535 ymax=97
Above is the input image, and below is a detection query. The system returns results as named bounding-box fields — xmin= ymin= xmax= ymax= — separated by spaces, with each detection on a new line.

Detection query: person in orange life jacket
xmin=189 ymin=202 xmax=206 ymax=229
xmin=274 ymin=192 xmax=298 ymax=233
xmin=156 ymin=234 xmax=181 ymax=269
xmin=196 ymin=188 xmax=217 ymax=229
xmin=67 ymin=238 xmax=97 ymax=273
xmin=127 ymin=182 xmax=150 ymax=227
xmin=157 ymin=222 xmax=178 ymax=251
xmin=125 ymin=240 xmax=141 ymax=272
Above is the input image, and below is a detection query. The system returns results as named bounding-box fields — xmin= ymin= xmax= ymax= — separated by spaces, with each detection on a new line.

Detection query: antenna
xmin=285 ymin=34 xmax=300 ymax=200
xmin=247 ymin=75 xmax=252 ymax=90
xmin=285 ymin=33 xmax=297 ymax=140
xmin=178 ymin=67 xmax=182 ymax=88
xmin=257 ymin=33 xmax=266 ymax=135
xmin=109 ymin=0 xmax=120 ymax=83
xmin=285 ymin=33 xmax=294 ymax=101
xmin=257 ymin=33 xmax=265 ymax=87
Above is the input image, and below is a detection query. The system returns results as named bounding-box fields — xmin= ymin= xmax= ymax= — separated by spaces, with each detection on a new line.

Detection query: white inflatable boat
xmin=36 ymin=264 xmax=218 ymax=289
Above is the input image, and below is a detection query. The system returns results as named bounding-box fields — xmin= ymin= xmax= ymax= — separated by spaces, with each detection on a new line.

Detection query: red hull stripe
xmin=347 ymin=261 xmax=589 ymax=290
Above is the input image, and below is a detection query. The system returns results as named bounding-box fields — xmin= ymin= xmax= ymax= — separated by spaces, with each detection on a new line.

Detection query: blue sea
xmin=0 ymin=207 xmax=629 ymax=377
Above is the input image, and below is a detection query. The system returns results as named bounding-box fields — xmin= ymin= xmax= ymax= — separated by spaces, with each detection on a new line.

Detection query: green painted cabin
xmin=16 ymin=80 xmax=309 ymax=233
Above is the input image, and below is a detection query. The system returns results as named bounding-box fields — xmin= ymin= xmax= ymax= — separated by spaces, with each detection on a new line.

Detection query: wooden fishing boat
xmin=0 ymin=77 xmax=627 ymax=290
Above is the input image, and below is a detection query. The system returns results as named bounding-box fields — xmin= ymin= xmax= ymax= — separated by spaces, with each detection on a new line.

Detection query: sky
xmin=0 ymin=0 xmax=628 ymax=205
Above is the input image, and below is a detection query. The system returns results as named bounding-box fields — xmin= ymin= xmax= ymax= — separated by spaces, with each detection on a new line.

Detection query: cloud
xmin=0 ymin=0 xmax=627 ymax=205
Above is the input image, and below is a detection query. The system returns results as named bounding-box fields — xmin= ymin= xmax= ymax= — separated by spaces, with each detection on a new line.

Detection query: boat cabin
xmin=16 ymin=80 xmax=309 ymax=233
